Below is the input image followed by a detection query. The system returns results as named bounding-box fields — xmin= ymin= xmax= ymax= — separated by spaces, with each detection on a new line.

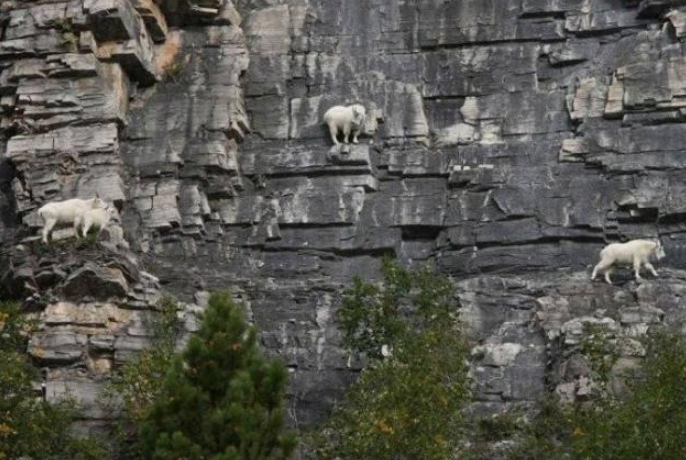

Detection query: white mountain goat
xmin=38 ymin=196 xmax=107 ymax=243
xmin=591 ymin=239 xmax=666 ymax=284
xmin=75 ymin=205 xmax=117 ymax=238
xmin=323 ymin=104 xmax=366 ymax=145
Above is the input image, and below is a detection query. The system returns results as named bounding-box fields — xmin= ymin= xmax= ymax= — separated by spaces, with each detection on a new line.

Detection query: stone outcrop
xmin=3 ymin=0 xmax=686 ymax=434
xmin=0 ymin=0 xmax=247 ymax=434
xmin=461 ymin=269 xmax=686 ymax=415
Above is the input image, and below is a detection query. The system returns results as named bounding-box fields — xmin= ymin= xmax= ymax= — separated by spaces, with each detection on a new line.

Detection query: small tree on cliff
xmin=310 ymin=258 xmax=471 ymax=460
xmin=0 ymin=302 xmax=105 ymax=460
xmin=102 ymin=295 xmax=183 ymax=460
xmin=139 ymin=291 xmax=296 ymax=460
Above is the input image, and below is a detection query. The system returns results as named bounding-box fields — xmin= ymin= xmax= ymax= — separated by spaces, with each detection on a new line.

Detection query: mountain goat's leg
xmin=82 ymin=215 xmax=92 ymax=238
xmin=645 ymin=262 xmax=658 ymax=277
xmin=352 ymin=127 xmax=360 ymax=144
xmin=592 ymin=259 xmax=611 ymax=280
xmin=343 ymin=124 xmax=351 ymax=144
xmin=633 ymin=258 xmax=643 ymax=281
xmin=74 ymin=215 xmax=83 ymax=238
xmin=93 ymin=216 xmax=105 ymax=238
xmin=42 ymin=219 xmax=55 ymax=243
xmin=73 ymin=219 xmax=82 ymax=239
xmin=328 ymin=123 xmax=340 ymax=145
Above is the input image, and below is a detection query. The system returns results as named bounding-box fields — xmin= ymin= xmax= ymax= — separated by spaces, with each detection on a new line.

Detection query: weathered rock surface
xmin=4 ymin=0 xmax=686 ymax=434
xmin=461 ymin=269 xmax=686 ymax=415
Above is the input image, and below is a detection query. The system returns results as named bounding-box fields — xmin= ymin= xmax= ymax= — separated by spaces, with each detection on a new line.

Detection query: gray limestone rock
xmin=63 ymin=264 xmax=130 ymax=300
xmin=7 ymin=0 xmax=686 ymax=436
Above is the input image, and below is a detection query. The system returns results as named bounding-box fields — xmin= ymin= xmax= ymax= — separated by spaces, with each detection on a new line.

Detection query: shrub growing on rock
xmin=569 ymin=331 xmax=686 ymax=460
xmin=0 ymin=302 xmax=106 ymax=460
xmin=468 ymin=331 xmax=686 ymax=460
xmin=311 ymin=258 xmax=471 ymax=460
xmin=103 ymin=295 xmax=183 ymax=459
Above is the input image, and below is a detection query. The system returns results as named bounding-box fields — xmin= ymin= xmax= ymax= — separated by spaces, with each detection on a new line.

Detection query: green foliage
xmin=472 ymin=411 xmax=522 ymax=444
xmin=500 ymin=397 xmax=572 ymax=460
xmin=51 ymin=17 xmax=78 ymax=49
xmin=338 ymin=256 xmax=456 ymax=359
xmin=32 ymin=232 xmax=101 ymax=256
xmin=102 ymin=295 xmax=183 ymax=459
xmin=569 ymin=331 xmax=686 ymax=460
xmin=311 ymin=258 xmax=470 ymax=460
xmin=578 ymin=324 xmax=621 ymax=385
xmin=163 ymin=55 xmax=189 ymax=83
xmin=469 ymin=331 xmax=686 ymax=460
xmin=314 ymin=328 xmax=470 ymax=460
xmin=60 ymin=31 xmax=78 ymax=48
xmin=139 ymin=291 xmax=296 ymax=460
xmin=51 ymin=17 xmax=74 ymax=33
xmin=0 ymin=302 xmax=106 ymax=460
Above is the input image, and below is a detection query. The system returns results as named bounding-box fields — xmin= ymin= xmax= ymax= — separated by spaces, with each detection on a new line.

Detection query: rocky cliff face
xmin=3 ymin=0 xmax=686 ymax=433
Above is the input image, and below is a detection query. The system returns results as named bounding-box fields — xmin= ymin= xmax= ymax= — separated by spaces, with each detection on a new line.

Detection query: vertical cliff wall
xmin=3 ymin=0 xmax=686 ymax=432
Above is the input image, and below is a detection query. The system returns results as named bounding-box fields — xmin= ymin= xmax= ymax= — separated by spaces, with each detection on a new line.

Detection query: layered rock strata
xmin=3 ymin=0 xmax=686 ymax=430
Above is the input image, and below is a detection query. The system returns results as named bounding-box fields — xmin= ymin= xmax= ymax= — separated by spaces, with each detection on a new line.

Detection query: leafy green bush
xmin=0 ymin=302 xmax=106 ymax=460
xmin=103 ymin=295 xmax=183 ymax=459
xmin=493 ymin=397 xmax=571 ymax=460
xmin=163 ymin=59 xmax=187 ymax=83
xmin=311 ymin=258 xmax=471 ymax=460
xmin=139 ymin=291 xmax=296 ymax=460
xmin=569 ymin=331 xmax=686 ymax=460
xmin=338 ymin=257 xmax=457 ymax=358
xmin=51 ymin=17 xmax=78 ymax=49
xmin=578 ymin=323 xmax=621 ymax=386
xmin=468 ymin=331 xmax=686 ymax=460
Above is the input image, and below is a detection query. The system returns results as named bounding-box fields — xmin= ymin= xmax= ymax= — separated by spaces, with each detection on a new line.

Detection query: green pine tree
xmin=139 ymin=292 xmax=296 ymax=460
